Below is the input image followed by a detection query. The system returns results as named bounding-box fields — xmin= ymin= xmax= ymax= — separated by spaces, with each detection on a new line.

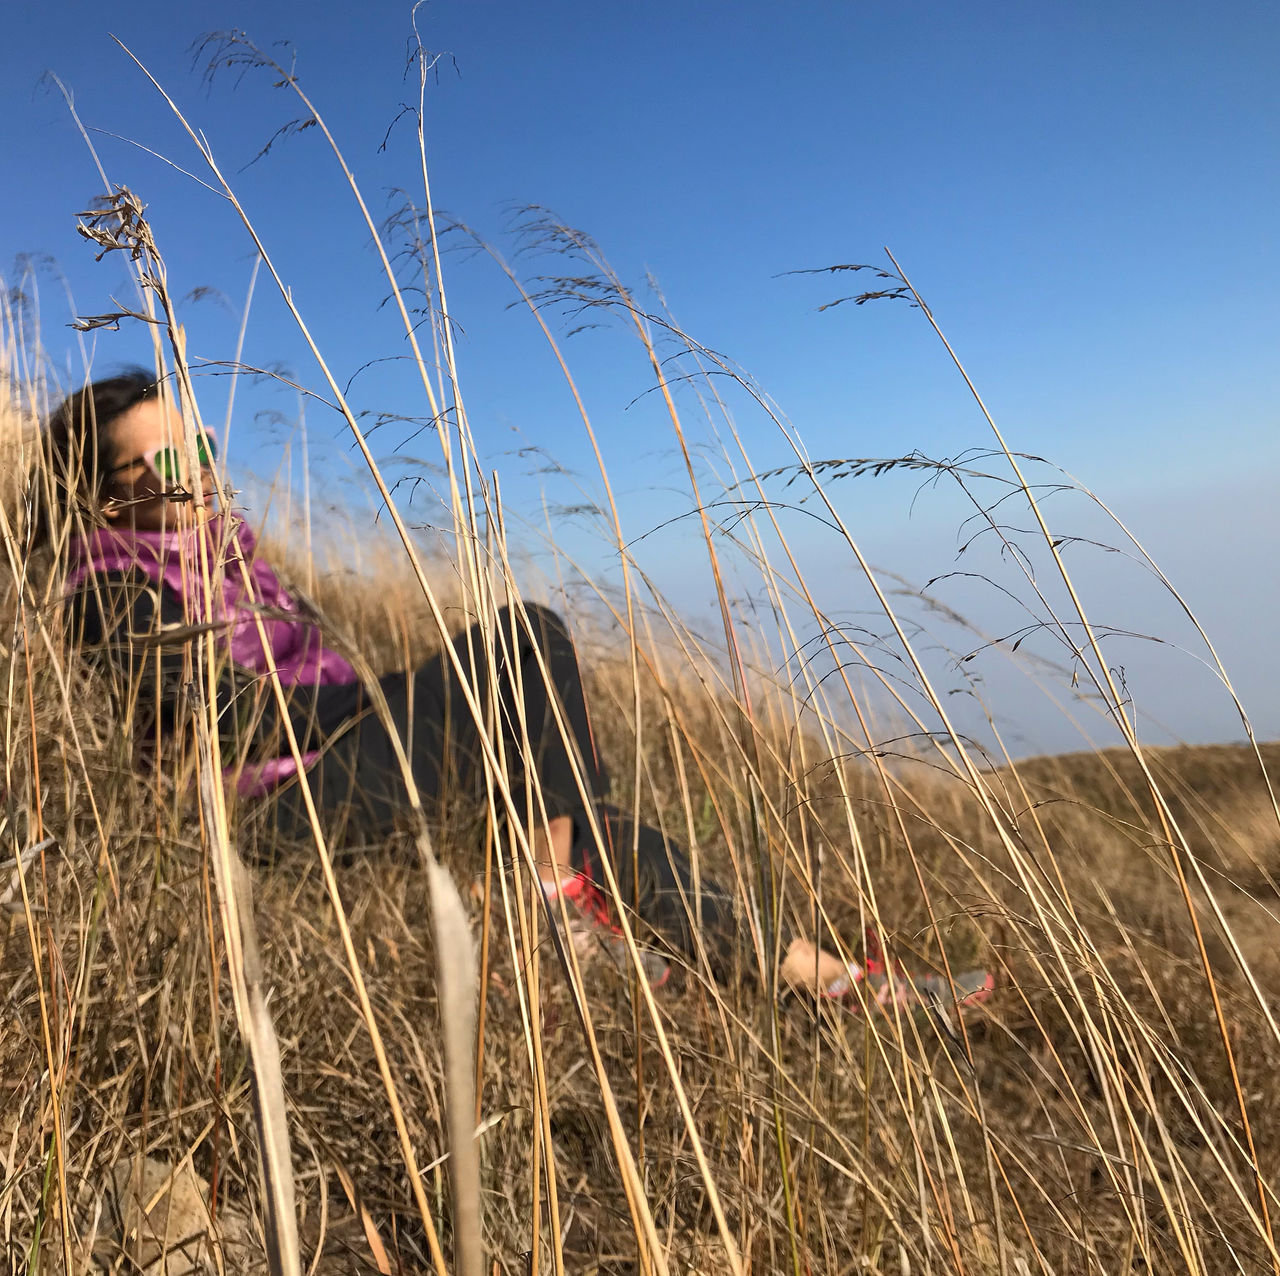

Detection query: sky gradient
xmin=2 ymin=1 xmax=1278 ymax=757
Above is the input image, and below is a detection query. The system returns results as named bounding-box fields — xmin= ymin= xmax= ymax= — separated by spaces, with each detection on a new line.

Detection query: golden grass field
xmin=5 ymin=45 xmax=1280 ymax=1270
xmin=6 ymin=507 xmax=1280 ymax=1273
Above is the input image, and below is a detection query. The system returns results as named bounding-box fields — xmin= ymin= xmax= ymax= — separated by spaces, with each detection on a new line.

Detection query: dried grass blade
xmin=197 ymin=730 xmax=301 ymax=1276
xmin=331 ymin=1157 xmax=394 ymax=1276
xmin=424 ymin=842 xmax=484 ymax=1276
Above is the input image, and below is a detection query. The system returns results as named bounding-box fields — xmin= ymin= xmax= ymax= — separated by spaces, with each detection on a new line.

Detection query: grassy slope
xmin=4 ymin=278 xmax=1278 ymax=1272
xmin=5 ymin=550 xmax=1280 ymax=1273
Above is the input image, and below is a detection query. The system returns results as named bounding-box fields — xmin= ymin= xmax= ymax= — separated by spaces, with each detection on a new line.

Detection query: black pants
xmin=260 ymin=604 xmax=742 ymax=977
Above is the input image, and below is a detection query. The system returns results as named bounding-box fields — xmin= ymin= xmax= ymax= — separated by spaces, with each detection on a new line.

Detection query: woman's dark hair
xmin=29 ymin=368 xmax=157 ymax=549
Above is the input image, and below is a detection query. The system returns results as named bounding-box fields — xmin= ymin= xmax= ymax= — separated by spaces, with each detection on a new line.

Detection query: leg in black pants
xmin=259 ymin=604 xmax=745 ymax=976
xmin=267 ymin=604 xmax=604 ymax=835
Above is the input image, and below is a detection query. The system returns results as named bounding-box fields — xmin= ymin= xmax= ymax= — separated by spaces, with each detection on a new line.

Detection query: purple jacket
xmin=68 ymin=513 xmax=358 ymax=795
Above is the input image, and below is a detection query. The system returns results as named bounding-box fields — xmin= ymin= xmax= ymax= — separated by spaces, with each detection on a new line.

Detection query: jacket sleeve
xmin=68 ymin=568 xmax=299 ymax=760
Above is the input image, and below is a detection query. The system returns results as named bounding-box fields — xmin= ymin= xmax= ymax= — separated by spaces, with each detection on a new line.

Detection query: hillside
xmin=5 ymin=581 xmax=1280 ymax=1273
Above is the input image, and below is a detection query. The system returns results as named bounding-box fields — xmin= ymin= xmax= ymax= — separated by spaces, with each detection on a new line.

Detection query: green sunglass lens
xmin=147 ymin=435 xmax=216 ymax=484
xmin=156 ymin=448 xmax=183 ymax=483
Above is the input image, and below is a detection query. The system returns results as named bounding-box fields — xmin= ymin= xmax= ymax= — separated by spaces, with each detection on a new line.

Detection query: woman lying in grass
xmin=38 ymin=370 xmax=993 ymax=1013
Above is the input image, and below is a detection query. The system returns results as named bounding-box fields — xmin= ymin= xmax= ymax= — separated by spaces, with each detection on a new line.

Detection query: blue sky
xmin=3 ymin=1 xmax=1278 ymax=757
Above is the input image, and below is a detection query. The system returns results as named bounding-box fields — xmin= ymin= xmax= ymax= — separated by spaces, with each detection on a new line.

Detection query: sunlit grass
xmin=2 ymin=29 xmax=1279 ymax=1276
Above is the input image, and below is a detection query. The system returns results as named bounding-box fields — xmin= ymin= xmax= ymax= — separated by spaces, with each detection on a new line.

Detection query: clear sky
xmin=3 ymin=1 xmax=1278 ymax=758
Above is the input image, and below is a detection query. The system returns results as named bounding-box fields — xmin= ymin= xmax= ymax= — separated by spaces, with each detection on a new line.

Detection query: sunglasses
xmin=106 ymin=432 xmax=219 ymax=485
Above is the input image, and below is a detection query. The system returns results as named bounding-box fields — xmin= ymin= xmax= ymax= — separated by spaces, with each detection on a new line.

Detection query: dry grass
xmin=5 ymin=32 xmax=1280 ymax=1275
xmin=6 ymin=534 xmax=1280 ymax=1272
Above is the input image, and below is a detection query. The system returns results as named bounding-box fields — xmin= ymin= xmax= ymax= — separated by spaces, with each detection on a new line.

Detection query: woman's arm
xmin=69 ymin=568 xmax=296 ymax=758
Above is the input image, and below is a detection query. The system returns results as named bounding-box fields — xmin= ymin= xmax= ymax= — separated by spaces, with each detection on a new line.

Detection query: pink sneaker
xmin=543 ymin=870 xmax=671 ymax=989
xmin=856 ymin=927 xmax=994 ymax=1018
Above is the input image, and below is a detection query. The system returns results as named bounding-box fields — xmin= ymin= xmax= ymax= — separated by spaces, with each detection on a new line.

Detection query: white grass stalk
xmin=196 ymin=728 xmax=301 ymax=1276
xmin=423 ymin=845 xmax=484 ymax=1276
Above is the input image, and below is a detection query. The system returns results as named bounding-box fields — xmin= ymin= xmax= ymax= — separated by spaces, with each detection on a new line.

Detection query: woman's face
xmin=101 ymin=396 xmax=218 ymax=532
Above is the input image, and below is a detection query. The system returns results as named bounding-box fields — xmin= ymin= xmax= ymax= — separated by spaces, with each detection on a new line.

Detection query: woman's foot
xmin=782 ymin=933 xmax=995 ymax=1018
xmin=781 ymin=938 xmax=861 ymax=997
